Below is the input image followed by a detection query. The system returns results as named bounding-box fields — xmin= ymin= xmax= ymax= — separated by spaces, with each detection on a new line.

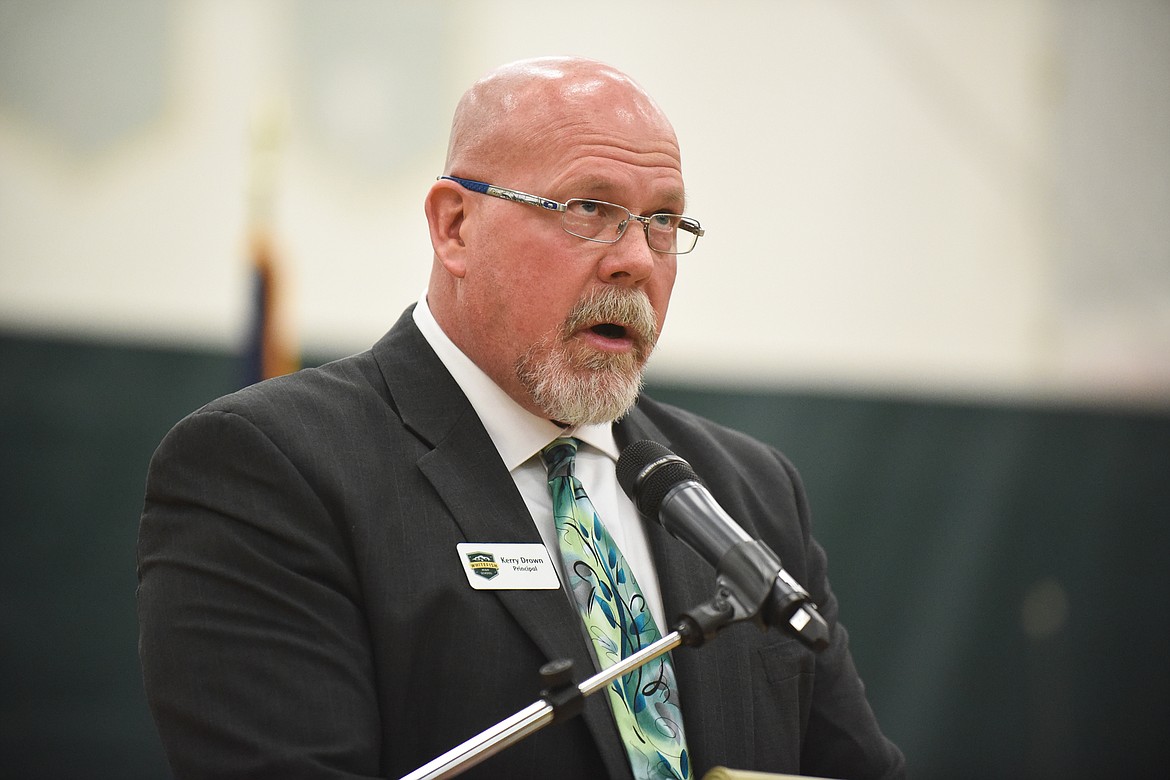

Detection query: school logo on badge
xmin=466 ymin=551 xmax=500 ymax=580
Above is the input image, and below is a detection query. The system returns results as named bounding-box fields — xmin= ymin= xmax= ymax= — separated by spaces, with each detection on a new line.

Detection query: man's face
xmin=452 ymin=92 xmax=684 ymax=424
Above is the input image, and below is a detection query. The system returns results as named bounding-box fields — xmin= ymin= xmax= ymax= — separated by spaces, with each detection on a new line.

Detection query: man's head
xmin=424 ymin=57 xmax=688 ymax=425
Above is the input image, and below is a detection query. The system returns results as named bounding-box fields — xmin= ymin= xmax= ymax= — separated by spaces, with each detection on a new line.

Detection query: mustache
xmin=562 ymin=287 xmax=659 ymax=348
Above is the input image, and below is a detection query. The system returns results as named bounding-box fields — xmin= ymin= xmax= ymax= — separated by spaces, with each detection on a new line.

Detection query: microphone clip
xmin=722 ymin=540 xmax=831 ymax=652
xmin=675 ymin=540 xmax=830 ymax=652
xmin=716 ymin=540 xmax=789 ymax=626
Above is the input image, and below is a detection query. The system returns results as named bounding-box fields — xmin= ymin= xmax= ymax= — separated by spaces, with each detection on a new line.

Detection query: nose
xmin=597 ymin=220 xmax=658 ymax=287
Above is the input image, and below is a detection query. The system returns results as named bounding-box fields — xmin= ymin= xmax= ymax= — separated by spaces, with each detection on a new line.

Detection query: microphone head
xmin=616 ymin=439 xmax=700 ymax=518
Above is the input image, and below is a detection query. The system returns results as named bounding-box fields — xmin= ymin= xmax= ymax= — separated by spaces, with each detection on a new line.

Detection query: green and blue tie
xmin=541 ymin=437 xmax=690 ymax=780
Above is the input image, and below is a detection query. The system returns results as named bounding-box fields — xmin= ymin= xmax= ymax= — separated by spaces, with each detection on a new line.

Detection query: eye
xmin=569 ymin=200 xmax=607 ymax=218
xmin=564 ymin=200 xmax=620 ymax=240
xmin=649 ymin=213 xmax=678 ymax=230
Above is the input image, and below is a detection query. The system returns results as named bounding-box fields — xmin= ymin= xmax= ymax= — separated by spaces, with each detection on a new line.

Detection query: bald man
xmin=138 ymin=57 xmax=905 ymax=780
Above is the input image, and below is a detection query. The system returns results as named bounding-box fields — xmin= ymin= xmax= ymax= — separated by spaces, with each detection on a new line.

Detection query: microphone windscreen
xmin=616 ymin=439 xmax=700 ymax=517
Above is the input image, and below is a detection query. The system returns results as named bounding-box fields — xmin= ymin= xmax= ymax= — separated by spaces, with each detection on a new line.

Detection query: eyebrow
xmin=567 ymin=176 xmax=687 ymax=213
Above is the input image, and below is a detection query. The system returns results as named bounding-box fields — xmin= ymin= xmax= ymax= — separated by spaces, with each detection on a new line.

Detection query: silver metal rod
xmin=578 ymin=631 xmax=684 ymax=697
xmin=398 ymin=630 xmax=686 ymax=780
xmin=398 ymin=700 xmax=554 ymax=780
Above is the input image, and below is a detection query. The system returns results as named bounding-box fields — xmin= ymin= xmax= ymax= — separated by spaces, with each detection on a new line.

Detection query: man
xmin=138 ymin=57 xmax=904 ymax=779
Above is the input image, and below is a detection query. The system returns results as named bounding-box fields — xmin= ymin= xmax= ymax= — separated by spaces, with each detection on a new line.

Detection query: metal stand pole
xmin=398 ymin=577 xmax=816 ymax=780
xmin=398 ymin=631 xmax=685 ymax=780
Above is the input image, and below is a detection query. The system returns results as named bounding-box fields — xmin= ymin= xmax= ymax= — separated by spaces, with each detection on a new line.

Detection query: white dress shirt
xmin=412 ymin=295 xmax=668 ymax=632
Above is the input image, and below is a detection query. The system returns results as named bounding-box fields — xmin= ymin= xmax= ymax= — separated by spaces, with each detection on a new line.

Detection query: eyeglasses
xmin=438 ymin=175 xmax=704 ymax=255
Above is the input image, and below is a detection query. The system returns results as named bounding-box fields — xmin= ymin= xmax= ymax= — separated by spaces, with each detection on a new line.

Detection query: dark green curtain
xmin=3 ymin=331 xmax=1168 ymax=778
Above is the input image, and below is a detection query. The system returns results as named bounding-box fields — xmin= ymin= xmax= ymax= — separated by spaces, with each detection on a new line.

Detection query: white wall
xmin=1 ymin=0 xmax=1167 ymax=408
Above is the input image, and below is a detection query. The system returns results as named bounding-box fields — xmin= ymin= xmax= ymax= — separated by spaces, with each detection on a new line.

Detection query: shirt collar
xmin=413 ymin=294 xmax=619 ymax=470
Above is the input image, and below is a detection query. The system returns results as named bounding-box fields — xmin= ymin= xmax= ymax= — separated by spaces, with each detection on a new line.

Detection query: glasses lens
xmin=646 ymin=215 xmax=701 ymax=254
xmin=563 ymin=199 xmax=625 ymax=242
xmin=563 ymin=200 xmax=701 ymax=254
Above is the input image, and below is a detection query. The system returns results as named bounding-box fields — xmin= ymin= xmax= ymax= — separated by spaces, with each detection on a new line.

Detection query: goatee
xmin=515 ymin=287 xmax=660 ymax=425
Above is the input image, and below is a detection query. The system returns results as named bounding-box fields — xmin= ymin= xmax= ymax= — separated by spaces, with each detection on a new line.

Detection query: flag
xmin=242 ymin=229 xmax=298 ymax=386
xmin=242 ymin=94 xmax=297 ymax=387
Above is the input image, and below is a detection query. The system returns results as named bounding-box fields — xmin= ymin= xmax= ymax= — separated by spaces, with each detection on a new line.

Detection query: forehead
xmin=457 ymin=59 xmax=687 ymax=206
xmin=519 ymin=108 xmax=685 ymax=208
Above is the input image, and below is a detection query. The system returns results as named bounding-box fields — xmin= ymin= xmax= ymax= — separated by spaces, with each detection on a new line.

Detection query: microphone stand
xmin=397 ymin=595 xmax=737 ymax=780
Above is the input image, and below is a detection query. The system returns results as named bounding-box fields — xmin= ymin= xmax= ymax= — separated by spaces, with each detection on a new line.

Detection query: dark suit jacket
xmin=137 ymin=307 xmax=904 ymax=780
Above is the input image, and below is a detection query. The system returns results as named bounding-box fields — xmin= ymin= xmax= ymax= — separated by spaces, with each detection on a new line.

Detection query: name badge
xmin=457 ymin=543 xmax=560 ymax=590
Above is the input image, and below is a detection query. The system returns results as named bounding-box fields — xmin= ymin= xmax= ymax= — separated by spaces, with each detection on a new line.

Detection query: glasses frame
xmin=438 ymin=175 xmax=704 ymax=255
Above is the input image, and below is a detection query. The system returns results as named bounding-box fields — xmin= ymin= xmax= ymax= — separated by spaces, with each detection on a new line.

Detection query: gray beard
xmin=514 ymin=288 xmax=659 ymax=425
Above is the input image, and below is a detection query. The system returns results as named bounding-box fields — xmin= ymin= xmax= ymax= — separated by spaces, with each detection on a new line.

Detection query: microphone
xmin=617 ymin=440 xmax=830 ymax=652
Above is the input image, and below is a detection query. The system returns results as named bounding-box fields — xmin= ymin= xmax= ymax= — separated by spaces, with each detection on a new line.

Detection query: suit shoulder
xmin=199 ymin=349 xmax=385 ymax=421
xmin=633 ymin=392 xmax=783 ymax=465
xmin=156 ymin=349 xmax=394 ymax=460
xmin=630 ymin=393 xmax=812 ymax=555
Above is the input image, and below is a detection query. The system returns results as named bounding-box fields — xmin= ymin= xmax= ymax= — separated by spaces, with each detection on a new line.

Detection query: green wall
xmin=3 ymin=331 xmax=1168 ymax=778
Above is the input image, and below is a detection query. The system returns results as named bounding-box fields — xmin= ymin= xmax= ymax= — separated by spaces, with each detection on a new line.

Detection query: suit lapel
xmin=371 ymin=310 xmax=631 ymax=778
xmin=615 ymin=407 xmax=756 ymax=772
xmin=416 ymin=420 xmax=591 ymax=670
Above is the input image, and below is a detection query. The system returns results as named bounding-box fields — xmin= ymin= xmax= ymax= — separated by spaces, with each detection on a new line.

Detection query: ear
xmin=425 ymin=180 xmax=469 ymax=278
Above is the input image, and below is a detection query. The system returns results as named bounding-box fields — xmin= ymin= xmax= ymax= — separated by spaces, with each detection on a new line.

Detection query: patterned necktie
xmin=541 ymin=437 xmax=690 ymax=780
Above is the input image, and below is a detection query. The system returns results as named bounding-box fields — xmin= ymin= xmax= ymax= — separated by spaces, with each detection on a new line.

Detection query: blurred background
xmin=1 ymin=1 xmax=1167 ymax=777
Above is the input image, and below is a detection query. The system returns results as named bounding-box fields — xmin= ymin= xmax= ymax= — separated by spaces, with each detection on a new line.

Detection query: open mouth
xmin=590 ymin=323 xmax=628 ymax=340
